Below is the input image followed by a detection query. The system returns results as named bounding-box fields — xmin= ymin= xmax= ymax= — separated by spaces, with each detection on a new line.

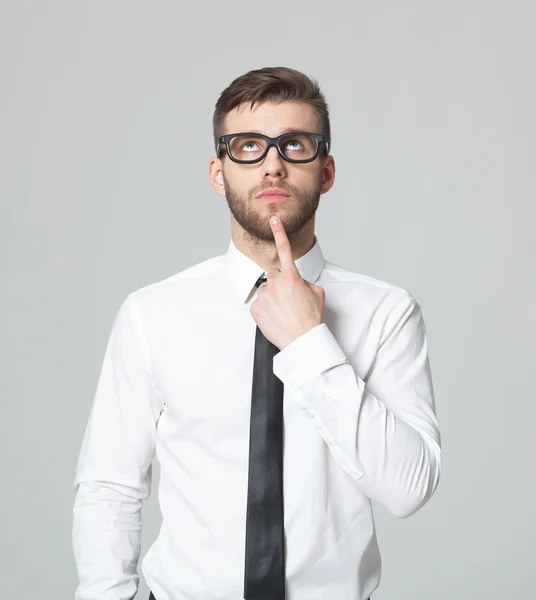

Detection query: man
xmin=72 ymin=66 xmax=441 ymax=600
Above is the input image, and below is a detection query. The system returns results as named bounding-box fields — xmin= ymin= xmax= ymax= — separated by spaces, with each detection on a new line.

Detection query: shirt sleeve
xmin=272 ymin=291 xmax=441 ymax=519
xmin=72 ymin=294 xmax=163 ymax=600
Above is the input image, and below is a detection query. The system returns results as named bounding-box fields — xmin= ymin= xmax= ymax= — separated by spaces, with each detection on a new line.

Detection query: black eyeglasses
xmin=217 ymin=132 xmax=329 ymax=164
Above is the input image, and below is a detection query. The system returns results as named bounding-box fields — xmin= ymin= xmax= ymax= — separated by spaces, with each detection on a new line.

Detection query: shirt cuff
xmin=273 ymin=323 xmax=348 ymax=389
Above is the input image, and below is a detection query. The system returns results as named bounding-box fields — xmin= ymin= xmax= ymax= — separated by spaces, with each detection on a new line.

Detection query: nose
xmin=262 ymin=145 xmax=287 ymax=180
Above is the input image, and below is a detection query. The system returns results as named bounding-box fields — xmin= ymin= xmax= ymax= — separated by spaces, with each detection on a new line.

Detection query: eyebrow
xmin=246 ymin=128 xmax=309 ymax=135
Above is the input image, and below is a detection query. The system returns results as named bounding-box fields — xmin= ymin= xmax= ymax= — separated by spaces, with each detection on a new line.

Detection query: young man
xmin=73 ymin=66 xmax=441 ymax=600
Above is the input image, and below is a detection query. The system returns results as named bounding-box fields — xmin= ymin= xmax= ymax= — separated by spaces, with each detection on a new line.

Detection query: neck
xmin=231 ymin=216 xmax=316 ymax=272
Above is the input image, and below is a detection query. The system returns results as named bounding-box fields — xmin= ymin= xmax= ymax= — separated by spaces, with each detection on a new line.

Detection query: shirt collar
xmin=225 ymin=234 xmax=327 ymax=303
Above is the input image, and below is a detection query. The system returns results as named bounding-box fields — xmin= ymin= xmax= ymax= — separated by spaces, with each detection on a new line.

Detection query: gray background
xmin=2 ymin=1 xmax=534 ymax=599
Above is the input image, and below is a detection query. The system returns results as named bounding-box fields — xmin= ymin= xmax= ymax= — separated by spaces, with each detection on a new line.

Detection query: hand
xmin=250 ymin=216 xmax=325 ymax=351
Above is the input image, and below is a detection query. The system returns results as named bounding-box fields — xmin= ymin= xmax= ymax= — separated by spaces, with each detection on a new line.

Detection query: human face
xmin=209 ymin=100 xmax=335 ymax=242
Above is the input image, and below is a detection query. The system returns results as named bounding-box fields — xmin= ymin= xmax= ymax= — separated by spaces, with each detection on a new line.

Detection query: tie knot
xmin=254 ymin=276 xmax=267 ymax=289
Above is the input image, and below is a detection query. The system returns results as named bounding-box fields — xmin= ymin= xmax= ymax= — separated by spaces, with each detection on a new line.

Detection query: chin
xmin=250 ymin=229 xmax=276 ymax=242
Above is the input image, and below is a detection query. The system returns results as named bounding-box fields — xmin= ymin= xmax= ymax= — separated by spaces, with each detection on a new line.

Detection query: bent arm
xmin=273 ymin=292 xmax=441 ymax=518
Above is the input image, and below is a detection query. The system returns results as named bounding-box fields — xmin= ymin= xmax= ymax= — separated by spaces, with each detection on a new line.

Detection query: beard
xmin=222 ymin=175 xmax=323 ymax=242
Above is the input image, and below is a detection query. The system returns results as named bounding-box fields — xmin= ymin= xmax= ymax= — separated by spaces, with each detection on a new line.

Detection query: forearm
xmin=294 ymin=361 xmax=441 ymax=518
xmin=73 ymin=481 xmax=144 ymax=600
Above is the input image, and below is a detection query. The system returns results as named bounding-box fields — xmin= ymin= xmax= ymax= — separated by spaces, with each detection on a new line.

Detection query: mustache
xmin=252 ymin=182 xmax=296 ymax=196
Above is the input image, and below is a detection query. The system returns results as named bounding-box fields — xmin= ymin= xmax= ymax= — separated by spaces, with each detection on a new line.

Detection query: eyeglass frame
xmin=216 ymin=131 xmax=329 ymax=164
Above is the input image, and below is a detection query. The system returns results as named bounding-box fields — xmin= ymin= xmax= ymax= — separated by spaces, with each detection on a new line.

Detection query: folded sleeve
xmin=72 ymin=294 xmax=163 ymax=600
xmin=273 ymin=292 xmax=441 ymax=519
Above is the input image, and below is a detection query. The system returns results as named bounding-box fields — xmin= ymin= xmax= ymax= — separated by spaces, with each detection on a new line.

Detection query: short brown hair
xmin=213 ymin=66 xmax=331 ymax=154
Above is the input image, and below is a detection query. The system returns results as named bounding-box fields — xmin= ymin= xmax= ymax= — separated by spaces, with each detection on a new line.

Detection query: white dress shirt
xmin=72 ymin=235 xmax=441 ymax=600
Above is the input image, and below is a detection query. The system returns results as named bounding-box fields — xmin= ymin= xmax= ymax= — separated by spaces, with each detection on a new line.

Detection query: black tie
xmin=244 ymin=275 xmax=286 ymax=600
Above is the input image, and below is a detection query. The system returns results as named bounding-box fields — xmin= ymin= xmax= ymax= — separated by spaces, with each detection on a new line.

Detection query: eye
xmin=241 ymin=140 xmax=260 ymax=152
xmin=283 ymin=139 xmax=303 ymax=151
xmin=240 ymin=139 xmax=262 ymax=152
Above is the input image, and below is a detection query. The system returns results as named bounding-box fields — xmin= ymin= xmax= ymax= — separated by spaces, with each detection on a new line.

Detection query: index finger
xmin=270 ymin=216 xmax=299 ymax=276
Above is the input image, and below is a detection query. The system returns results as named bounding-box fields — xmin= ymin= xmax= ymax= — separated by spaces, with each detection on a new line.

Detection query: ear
xmin=208 ymin=156 xmax=226 ymax=196
xmin=320 ymin=154 xmax=336 ymax=195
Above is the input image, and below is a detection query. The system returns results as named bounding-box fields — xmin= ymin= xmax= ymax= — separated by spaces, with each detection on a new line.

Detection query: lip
xmin=257 ymin=189 xmax=291 ymax=202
